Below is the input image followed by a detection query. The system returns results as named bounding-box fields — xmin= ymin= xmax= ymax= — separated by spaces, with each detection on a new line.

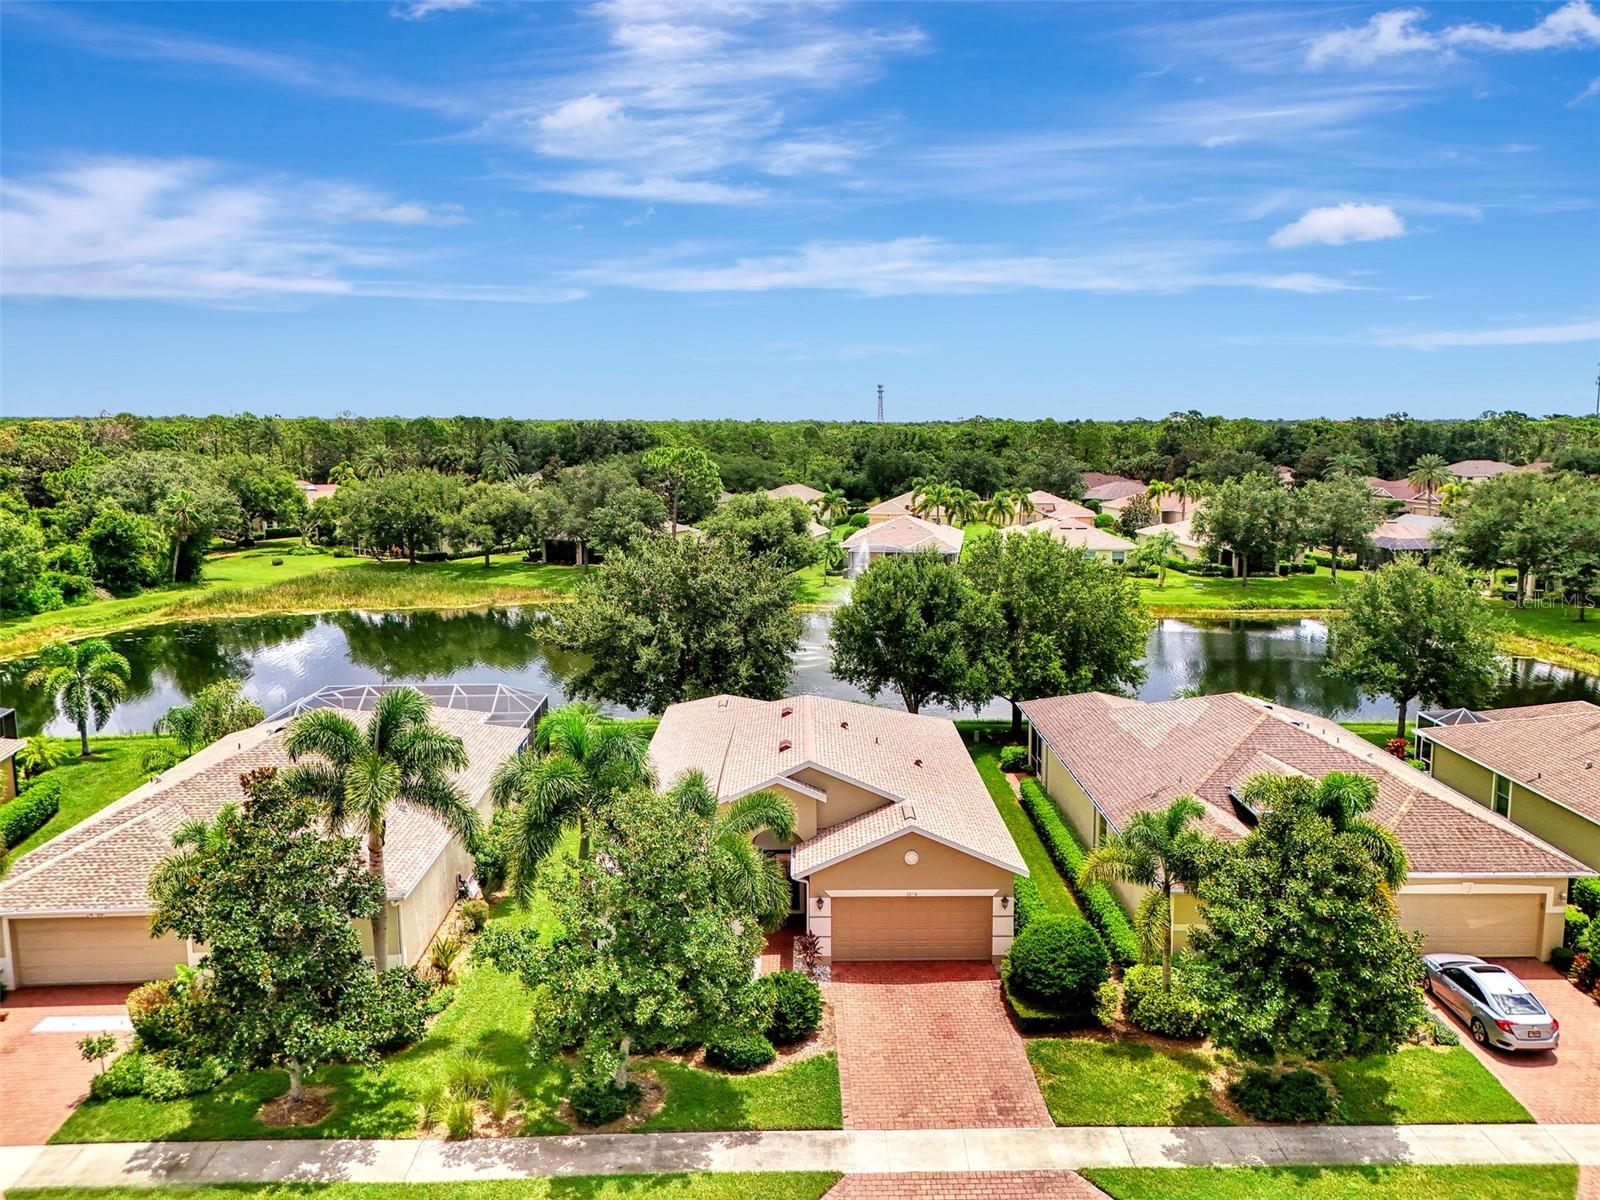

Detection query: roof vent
xmin=840 ymin=720 xmax=849 ymax=730
xmin=781 ymin=706 xmax=794 ymax=718
xmin=778 ymin=739 xmax=793 ymax=753
xmin=912 ymin=758 xmax=923 ymax=768
xmin=901 ymin=804 xmax=917 ymax=821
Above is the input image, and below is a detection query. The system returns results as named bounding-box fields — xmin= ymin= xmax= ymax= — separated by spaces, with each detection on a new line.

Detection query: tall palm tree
xmin=813 ymin=489 xmax=850 ymax=525
xmin=159 ymin=488 xmax=200 ymax=582
xmin=25 ymin=639 xmax=132 ymax=756
xmin=1145 ymin=480 xmax=1174 ymax=509
xmin=947 ymin=488 xmax=981 ymax=527
xmin=480 ymin=441 xmax=519 ymax=481
xmin=1078 ymin=796 xmax=1209 ymax=990
xmin=1011 ymin=488 xmax=1037 ymax=527
xmin=1241 ymin=771 xmax=1408 ymax=892
xmin=357 ymin=445 xmax=395 ymax=479
xmin=909 ymin=480 xmax=944 ymax=522
xmin=1171 ymin=477 xmax=1198 ymax=520
xmin=488 ymin=703 xmax=651 ymax=903
xmin=1407 ymin=454 xmax=1452 ymax=515
xmin=281 ymin=687 xmax=476 ymax=972
xmin=665 ymin=770 xmax=797 ymax=929
xmin=1326 ymin=451 xmax=1369 ymax=478
xmin=979 ymin=495 xmax=1010 ymax=527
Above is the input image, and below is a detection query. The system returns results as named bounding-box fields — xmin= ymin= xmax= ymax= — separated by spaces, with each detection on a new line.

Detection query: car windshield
xmin=1493 ymin=994 xmax=1546 ymax=1016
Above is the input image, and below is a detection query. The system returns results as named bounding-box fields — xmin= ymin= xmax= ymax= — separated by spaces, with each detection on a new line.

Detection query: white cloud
xmin=392 ymin=0 xmax=479 ymax=20
xmin=1569 ymin=76 xmax=1600 ymax=105
xmin=1374 ymin=319 xmax=1600 ymax=350
xmin=0 ymin=156 xmax=569 ymax=304
xmin=1308 ymin=0 xmax=1600 ymax=67
xmin=1269 ymin=202 xmax=1406 ymax=248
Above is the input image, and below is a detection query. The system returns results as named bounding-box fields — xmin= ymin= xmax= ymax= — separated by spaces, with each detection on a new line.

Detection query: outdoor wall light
xmin=1000 ymin=895 xmax=1011 ymax=911
xmin=815 ymin=897 xmax=825 ymax=912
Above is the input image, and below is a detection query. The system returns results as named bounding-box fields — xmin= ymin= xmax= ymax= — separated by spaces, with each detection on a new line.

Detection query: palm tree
xmin=813 ymin=489 xmax=850 ymax=526
xmin=480 ymin=441 xmax=519 ymax=482
xmin=159 ymin=488 xmax=201 ymax=582
xmin=1136 ymin=528 xmax=1181 ymax=588
xmin=15 ymin=734 xmax=68 ymax=779
xmin=909 ymin=480 xmax=945 ymax=523
xmin=1407 ymin=454 xmax=1452 ymax=515
xmin=25 ymin=639 xmax=132 ymax=756
xmin=979 ymin=496 xmax=1010 ymax=527
xmin=357 ymin=445 xmax=395 ymax=479
xmin=1012 ymin=488 xmax=1038 ymax=526
xmin=1145 ymin=480 xmax=1174 ymax=511
xmin=281 ymin=687 xmax=477 ymax=972
xmin=488 ymin=703 xmax=651 ymax=903
xmin=947 ymin=488 xmax=981 ymax=527
xmin=664 ymin=770 xmax=797 ymax=929
xmin=1171 ymin=477 xmax=1198 ymax=520
xmin=1078 ymin=796 xmax=1209 ymax=990
xmin=1241 ymin=771 xmax=1408 ymax=892
xmin=1326 ymin=451 xmax=1369 ymax=478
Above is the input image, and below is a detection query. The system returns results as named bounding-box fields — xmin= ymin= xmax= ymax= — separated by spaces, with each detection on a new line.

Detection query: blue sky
xmin=1 ymin=0 xmax=1596 ymax=421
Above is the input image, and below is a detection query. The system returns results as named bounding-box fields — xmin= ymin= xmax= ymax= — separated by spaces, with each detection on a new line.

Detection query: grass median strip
xmin=9 ymin=1177 xmax=843 ymax=1200
xmin=1083 ymin=1165 xmax=1576 ymax=1200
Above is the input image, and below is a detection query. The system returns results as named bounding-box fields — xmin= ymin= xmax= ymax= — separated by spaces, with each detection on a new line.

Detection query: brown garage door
xmin=1398 ymin=892 xmax=1542 ymax=958
xmin=831 ymin=896 xmax=990 ymax=961
xmin=11 ymin=916 xmax=186 ymax=987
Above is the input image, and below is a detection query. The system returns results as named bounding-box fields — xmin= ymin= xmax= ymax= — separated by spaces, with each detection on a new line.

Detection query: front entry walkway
xmin=829 ymin=962 xmax=1051 ymax=1129
xmin=0 ymin=985 xmax=135 ymax=1146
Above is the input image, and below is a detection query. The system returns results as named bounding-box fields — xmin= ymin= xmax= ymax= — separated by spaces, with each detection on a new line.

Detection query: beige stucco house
xmin=1006 ymin=517 xmax=1135 ymax=562
xmin=649 ymin=695 xmax=1027 ymax=963
xmin=1416 ymin=701 xmax=1600 ymax=874
xmin=0 ymin=684 xmax=544 ymax=989
xmin=842 ymin=515 xmax=963 ymax=577
xmin=1020 ymin=692 xmax=1589 ymax=961
xmin=766 ymin=483 xmax=825 ymax=504
xmin=0 ymin=708 xmax=20 ymax=804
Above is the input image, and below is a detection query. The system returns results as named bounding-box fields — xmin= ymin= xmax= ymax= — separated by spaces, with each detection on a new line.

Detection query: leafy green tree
xmin=450 ymin=482 xmax=540 ymax=566
xmin=813 ymin=488 xmax=850 ymax=524
xmin=960 ymin=531 xmax=1148 ymax=736
xmin=281 ymin=686 xmax=478 ymax=970
xmin=1188 ymin=770 xmax=1426 ymax=1060
xmin=1117 ymin=493 xmax=1155 ymax=537
xmin=1191 ymin=474 xmax=1303 ymax=584
xmin=489 ymin=703 xmax=651 ymax=898
xmin=1406 ymin=453 xmax=1451 ymax=514
xmin=641 ymin=445 xmax=722 ymax=527
xmin=1239 ymin=771 xmax=1407 ymax=891
xmin=0 ymin=510 xmax=47 ymax=616
xmin=334 ymin=470 xmax=462 ymax=563
xmin=554 ymin=534 xmax=802 ymax=713
xmin=216 ymin=454 xmax=304 ymax=538
xmin=663 ymin=770 xmax=797 ymax=930
xmin=1078 ymin=796 xmax=1209 ymax=991
xmin=1328 ymin=559 xmax=1504 ymax=740
xmin=584 ymin=487 xmax=668 ymax=558
xmin=1444 ymin=472 xmax=1561 ymax=604
xmin=156 ymin=680 xmax=265 ymax=754
xmin=481 ymin=785 xmax=767 ymax=1099
xmin=85 ymin=505 xmax=164 ymax=595
xmin=1548 ymin=477 xmax=1600 ymax=622
xmin=149 ymin=767 xmax=385 ymax=1105
xmin=831 ymin=550 xmax=1001 ymax=715
xmin=701 ymin=493 xmax=819 ymax=573
xmin=25 ymin=639 xmax=132 ymax=756
xmin=1302 ymin=472 xmax=1382 ymax=581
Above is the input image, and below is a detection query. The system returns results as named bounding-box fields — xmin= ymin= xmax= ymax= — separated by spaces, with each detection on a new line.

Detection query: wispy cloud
xmin=0 ymin=156 xmax=573 ymax=304
xmin=1569 ymin=76 xmax=1600 ymax=105
xmin=1308 ymin=1 xmax=1600 ymax=68
xmin=577 ymin=236 xmax=1361 ymax=297
xmin=1270 ymin=202 xmax=1407 ymax=248
xmin=1374 ymin=318 xmax=1600 ymax=350
xmin=392 ymin=0 xmax=479 ymax=20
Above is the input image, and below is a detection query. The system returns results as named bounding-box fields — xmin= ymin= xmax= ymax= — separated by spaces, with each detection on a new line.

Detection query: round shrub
xmin=1565 ymin=905 xmax=1591 ymax=950
xmin=705 ymin=1029 xmax=777 ymax=1072
xmin=997 ymin=745 xmax=1029 ymax=773
xmin=126 ymin=978 xmax=184 ymax=1051
xmin=270 ymin=557 xmax=284 ymax=566
xmin=569 ymin=1080 xmax=643 ymax=1126
xmin=89 ymin=1051 xmax=149 ymax=1100
xmin=1123 ymin=965 xmax=1209 ymax=1040
xmin=1228 ymin=1067 xmax=1337 ymax=1123
xmin=459 ymin=898 xmax=491 ymax=933
xmin=847 ymin=513 xmax=869 ymax=529
xmin=1006 ymin=914 xmax=1109 ymax=1014
xmin=762 ymin=970 xmax=823 ymax=1044
xmin=1573 ymin=877 xmax=1600 ymax=919
xmin=1550 ymin=946 xmax=1576 ymax=975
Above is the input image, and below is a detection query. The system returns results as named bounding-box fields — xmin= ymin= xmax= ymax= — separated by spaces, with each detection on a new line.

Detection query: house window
xmin=1492 ymin=774 xmax=1512 ymax=817
xmin=1111 ymin=551 xmax=1126 ymax=564
xmin=1416 ymin=738 xmax=1433 ymax=771
xmin=1093 ymin=809 xmax=1109 ymax=848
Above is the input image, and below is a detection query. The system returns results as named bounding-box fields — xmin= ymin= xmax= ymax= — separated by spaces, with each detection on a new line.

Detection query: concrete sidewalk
xmin=5 ymin=1125 xmax=1600 ymax=1192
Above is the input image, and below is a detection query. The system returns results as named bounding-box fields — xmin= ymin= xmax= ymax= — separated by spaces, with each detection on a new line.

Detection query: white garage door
xmin=10 ymin=916 xmax=186 ymax=987
xmin=1398 ymin=892 xmax=1542 ymax=958
xmin=831 ymin=896 xmax=991 ymax=961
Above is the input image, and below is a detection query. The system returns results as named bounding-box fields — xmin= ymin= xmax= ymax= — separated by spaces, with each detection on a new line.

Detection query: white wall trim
xmin=823 ymin=888 xmax=1000 ymax=898
xmin=796 ymin=824 xmax=1023 ymax=878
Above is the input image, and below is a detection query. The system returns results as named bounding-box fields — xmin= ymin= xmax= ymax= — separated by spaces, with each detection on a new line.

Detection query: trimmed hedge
xmin=1000 ymin=958 xmax=1089 ymax=1033
xmin=0 ymin=777 xmax=61 ymax=851
xmin=998 ymin=745 xmax=1029 ymax=772
xmin=1565 ymin=905 xmax=1591 ymax=950
xmin=1574 ymin=877 xmax=1600 ymax=919
xmin=762 ymin=970 xmax=823 ymax=1044
xmin=1017 ymin=778 xmax=1140 ymax=966
xmin=1122 ymin=965 xmax=1208 ymax=1039
xmin=705 ymin=1030 xmax=776 ymax=1072
xmin=1013 ymin=876 xmax=1044 ymax=936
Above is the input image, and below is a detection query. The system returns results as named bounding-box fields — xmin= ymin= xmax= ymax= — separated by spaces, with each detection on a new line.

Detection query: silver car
xmin=1423 ymin=954 xmax=1559 ymax=1052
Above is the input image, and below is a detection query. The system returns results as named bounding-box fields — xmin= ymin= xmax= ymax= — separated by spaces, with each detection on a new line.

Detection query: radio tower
xmin=876 ymin=384 xmax=884 ymax=424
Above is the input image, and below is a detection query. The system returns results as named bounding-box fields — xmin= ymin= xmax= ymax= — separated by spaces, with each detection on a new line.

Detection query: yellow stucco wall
xmin=1037 ymin=743 xmax=1099 ymax=847
xmin=808 ymin=832 xmax=1014 ymax=895
xmin=1 ymin=757 xmax=15 ymax=803
xmin=1427 ymin=742 xmax=1600 ymax=873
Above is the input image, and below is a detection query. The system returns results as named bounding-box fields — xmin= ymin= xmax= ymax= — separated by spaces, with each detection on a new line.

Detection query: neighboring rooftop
xmin=767 ymin=483 xmax=825 ymax=503
xmin=1418 ymin=700 xmax=1600 ymax=825
xmin=864 ymin=489 xmax=920 ymax=519
xmin=1010 ymin=517 xmax=1135 ymax=552
xmin=1449 ymin=459 xmax=1517 ymax=480
xmin=0 ymin=686 xmax=543 ymax=915
xmin=649 ymin=694 xmax=1027 ymax=878
xmin=1371 ymin=513 xmax=1451 ymax=553
xmin=1081 ymin=478 xmax=1146 ymax=503
xmin=1026 ymin=490 xmax=1095 ymax=522
xmin=1367 ymin=477 xmax=1421 ymax=502
xmin=1021 ymin=691 xmax=1588 ymax=877
xmin=842 ymin=514 xmax=964 ymax=554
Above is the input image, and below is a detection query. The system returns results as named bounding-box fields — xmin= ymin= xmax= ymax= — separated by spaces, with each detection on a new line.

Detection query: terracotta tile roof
xmin=767 ymin=483 xmax=824 ymax=503
xmin=1367 ymin=477 xmax=1421 ymax=501
xmin=842 ymin=515 xmax=963 ymax=554
xmin=648 ymin=695 xmax=1027 ymax=878
xmin=1419 ymin=701 xmax=1600 ymax=823
xmin=1008 ymin=518 xmax=1135 ymax=552
xmin=1020 ymin=692 xmax=1588 ymax=877
xmin=1081 ymin=472 xmax=1136 ymax=490
xmin=0 ymin=701 xmax=528 ymax=916
xmin=1082 ymin=479 xmax=1146 ymax=503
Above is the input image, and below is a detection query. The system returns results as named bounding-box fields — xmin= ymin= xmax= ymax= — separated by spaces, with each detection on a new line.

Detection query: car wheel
xmin=1470 ymin=1018 xmax=1489 ymax=1046
xmin=1423 ymin=976 xmax=1433 ymax=995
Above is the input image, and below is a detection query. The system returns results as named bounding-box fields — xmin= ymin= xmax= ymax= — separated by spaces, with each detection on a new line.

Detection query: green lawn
xmin=10 ymin=1177 xmax=842 ymax=1200
xmin=1500 ymin=602 xmax=1600 ymax=673
xmin=791 ymin=561 xmax=852 ymax=606
xmin=1 ymin=734 xmax=183 ymax=870
xmin=1084 ymin=1165 xmax=1577 ymax=1200
xmin=637 ymin=1053 xmax=842 ymax=1131
xmin=1327 ymin=1046 xmax=1532 ymax=1125
xmin=1137 ymin=566 xmax=1344 ymax=616
xmin=1338 ymin=722 xmax=1416 ymax=750
xmin=969 ymin=743 xmax=1080 ymax=916
xmin=1025 ymin=1039 xmax=1232 ymax=1127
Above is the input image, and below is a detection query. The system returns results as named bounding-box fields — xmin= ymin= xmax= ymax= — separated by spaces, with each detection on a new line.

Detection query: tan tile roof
xmin=1420 ymin=702 xmax=1600 ymax=823
xmin=1448 ymin=459 xmax=1516 ymax=479
xmin=1020 ymin=692 xmax=1588 ymax=877
xmin=1136 ymin=517 xmax=1205 ymax=549
xmin=1027 ymin=491 xmax=1095 ymax=522
xmin=1081 ymin=472 xmax=1136 ymax=490
xmin=1367 ymin=477 xmax=1421 ymax=501
xmin=842 ymin=515 xmax=963 ymax=554
xmin=0 ymin=704 xmax=527 ymax=915
xmin=648 ymin=695 xmax=1027 ymax=877
xmin=865 ymin=490 xmax=919 ymax=518
xmin=767 ymin=484 xmax=824 ymax=503
xmin=0 ymin=738 xmax=23 ymax=763
xmin=1082 ymin=479 xmax=1146 ymax=503
xmin=1009 ymin=518 xmax=1135 ymax=552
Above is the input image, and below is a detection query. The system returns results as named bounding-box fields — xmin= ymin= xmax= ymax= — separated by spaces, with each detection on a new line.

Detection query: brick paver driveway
xmin=830 ymin=962 xmax=1051 ymax=1129
xmin=0 ymin=985 xmax=134 ymax=1145
xmin=1428 ymin=958 xmax=1600 ymax=1124
xmin=826 ymin=1172 xmax=1106 ymax=1198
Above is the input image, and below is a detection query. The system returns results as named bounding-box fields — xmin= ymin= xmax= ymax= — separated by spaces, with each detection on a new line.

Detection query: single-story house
xmin=0 ymin=707 xmax=20 ymax=803
xmin=1024 ymin=490 xmax=1095 ymax=523
xmin=1081 ymin=477 xmax=1146 ymax=505
xmin=1367 ymin=476 xmax=1424 ymax=508
xmin=649 ymin=695 xmax=1027 ymax=962
xmin=1103 ymin=489 xmax=1187 ymax=525
xmin=1370 ymin=513 xmax=1452 ymax=556
xmin=295 ymin=479 xmax=339 ymax=504
xmin=1009 ymin=517 xmax=1135 ymax=562
xmin=841 ymin=515 xmax=963 ymax=577
xmin=766 ymin=483 xmax=825 ymax=504
xmin=0 ymin=684 xmax=545 ymax=989
xmin=1135 ymin=516 xmax=1207 ymax=560
xmin=864 ymin=490 xmax=920 ymax=524
xmin=1416 ymin=701 xmax=1600 ymax=874
xmin=1020 ymin=691 xmax=1590 ymax=961
xmin=1449 ymin=459 xmax=1516 ymax=482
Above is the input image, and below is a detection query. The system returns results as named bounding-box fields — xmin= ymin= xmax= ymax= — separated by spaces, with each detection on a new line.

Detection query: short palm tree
xmin=1171 ymin=477 xmax=1198 ymax=519
xmin=665 ymin=770 xmax=798 ymax=929
xmin=25 ymin=639 xmax=132 ymax=757
xmin=1136 ymin=528 xmax=1180 ymax=588
xmin=281 ymin=687 xmax=476 ymax=971
xmin=947 ymin=488 xmax=981 ymax=527
xmin=1242 ymin=771 xmax=1408 ymax=892
xmin=357 ymin=445 xmax=395 ymax=478
xmin=1011 ymin=488 xmax=1037 ymax=526
xmin=814 ymin=489 xmax=850 ymax=525
xmin=480 ymin=441 xmax=519 ymax=481
xmin=15 ymin=733 xmax=69 ymax=779
xmin=1326 ymin=451 xmax=1368 ymax=477
xmin=1407 ymin=454 xmax=1451 ymax=515
xmin=1078 ymin=795 xmax=1209 ymax=990
xmin=488 ymin=702 xmax=651 ymax=903
xmin=1145 ymin=480 xmax=1174 ymax=510
xmin=159 ymin=489 xmax=201 ymax=582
